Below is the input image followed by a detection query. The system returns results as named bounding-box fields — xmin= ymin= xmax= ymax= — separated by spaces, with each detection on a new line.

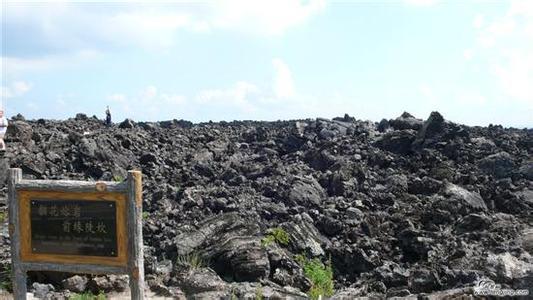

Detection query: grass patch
xmin=142 ymin=211 xmax=150 ymax=220
xmin=0 ymin=265 xmax=12 ymax=292
xmin=69 ymin=291 xmax=106 ymax=300
xmin=176 ymin=252 xmax=206 ymax=270
xmin=230 ymin=290 xmax=238 ymax=300
xmin=112 ymin=175 xmax=124 ymax=182
xmin=255 ymin=286 xmax=263 ymax=300
xmin=0 ymin=211 xmax=5 ymax=223
xmin=295 ymin=254 xmax=334 ymax=300
xmin=261 ymin=227 xmax=290 ymax=247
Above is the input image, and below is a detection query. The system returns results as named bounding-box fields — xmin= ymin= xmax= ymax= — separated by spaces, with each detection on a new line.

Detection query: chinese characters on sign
xmin=30 ymin=200 xmax=117 ymax=257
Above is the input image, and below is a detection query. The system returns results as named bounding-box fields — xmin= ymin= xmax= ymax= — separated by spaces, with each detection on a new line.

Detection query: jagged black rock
xmin=0 ymin=112 xmax=531 ymax=299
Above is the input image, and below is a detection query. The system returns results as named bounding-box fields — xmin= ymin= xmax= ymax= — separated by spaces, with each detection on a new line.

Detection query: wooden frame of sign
xmin=8 ymin=168 xmax=145 ymax=300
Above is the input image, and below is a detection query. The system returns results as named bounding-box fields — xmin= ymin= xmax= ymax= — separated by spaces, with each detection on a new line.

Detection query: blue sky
xmin=1 ymin=0 xmax=532 ymax=127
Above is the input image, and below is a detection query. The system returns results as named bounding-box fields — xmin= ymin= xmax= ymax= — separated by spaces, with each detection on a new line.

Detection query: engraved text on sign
xmin=30 ymin=200 xmax=117 ymax=257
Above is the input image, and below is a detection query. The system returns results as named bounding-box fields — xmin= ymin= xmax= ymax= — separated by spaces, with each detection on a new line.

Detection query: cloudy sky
xmin=1 ymin=0 xmax=532 ymax=127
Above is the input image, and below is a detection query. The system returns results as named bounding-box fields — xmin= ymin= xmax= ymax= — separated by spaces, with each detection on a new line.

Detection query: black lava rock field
xmin=0 ymin=111 xmax=532 ymax=299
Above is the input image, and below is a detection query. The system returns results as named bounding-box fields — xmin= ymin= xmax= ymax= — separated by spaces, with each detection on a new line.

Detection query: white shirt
xmin=0 ymin=117 xmax=8 ymax=134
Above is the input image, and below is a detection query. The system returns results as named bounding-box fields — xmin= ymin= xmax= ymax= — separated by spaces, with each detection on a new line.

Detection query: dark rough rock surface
xmin=61 ymin=275 xmax=88 ymax=293
xmin=478 ymin=151 xmax=516 ymax=178
xmin=0 ymin=111 xmax=531 ymax=299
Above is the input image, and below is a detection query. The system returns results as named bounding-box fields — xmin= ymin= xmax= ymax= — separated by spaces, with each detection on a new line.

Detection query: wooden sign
xmin=8 ymin=169 xmax=145 ymax=300
xmin=20 ymin=191 xmax=127 ymax=265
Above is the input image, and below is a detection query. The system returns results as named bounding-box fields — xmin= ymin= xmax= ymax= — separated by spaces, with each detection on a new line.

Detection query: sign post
xmin=7 ymin=168 xmax=144 ymax=299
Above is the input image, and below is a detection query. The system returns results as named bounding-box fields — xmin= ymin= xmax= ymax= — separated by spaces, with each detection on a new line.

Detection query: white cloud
xmin=107 ymin=86 xmax=187 ymax=120
xmin=197 ymin=81 xmax=259 ymax=112
xmin=102 ymin=11 xmax=210 ymax=50
xmin=161 ymin=94 xmax=185 ymax=105
xmin=56 ymin=98 xmax=67 ymax=107
xmin=456 ymin=90 xmax=487 ymax=105
xmin=12 ymin=81 xmax=31 ymax=95
xmin=476 ymin=18 xmax=517 ymax=48
xmin=107 ymin=93 xmax=126 ymax=103
xmin=55 ymin=93 xmax=77 ymax=108
xmin=418 ymin=84 xmax=439 ymax=105
xmin=404 ymin=0 xmax=440 ymax=7
xmin=194 ymin=58 xmax=297 ymax=112
xmin=105 ymin=58 xmax=304 ymax=120
xmin=463 ymin=49 xmax=474 ymax=60
xmin=3 ymin=57 xmax=55 ymax=74
xmin=3 ymin=1 xmax=326 ymax=60
xmin=472 ymin=0 xmax=533 ymax=106
xmin=272 ymin=58 xmax=296 ymax=99
xmin=212 ymin=0 xmax=326 ymax=36
xmin=141 ymin=86 xmax=158 ymax=101
xmin=1 ymin=81 xmax=32 ymax=98
xmin=3 ymin=50 xmax=100 ymax=75
xmin=508 ymin=0 xmax=533 ymax=17
xmin=25 ymin=101 xmax=38 ymax=111
xmin=473 ymin=14 xmax=485 ymax=28
xmin=491 ymin=49 xmax=533 ymax=106
xmin=411 ymin=83 xmax=488 ymax=115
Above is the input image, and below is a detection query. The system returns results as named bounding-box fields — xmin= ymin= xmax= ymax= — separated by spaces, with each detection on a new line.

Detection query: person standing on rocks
xmin=0 ymin=109 xmax=8 ymax=151
xmin=105 ymin=106 xmax=112 ymax=126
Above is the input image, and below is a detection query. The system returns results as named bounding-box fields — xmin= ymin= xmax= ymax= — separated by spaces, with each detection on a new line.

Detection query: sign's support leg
xmin=8 ymin=168 xmax=27 ymax=300
xmin=127 ymin=171 xmax=144 ymax=300
xmin=13 ymin=268 xmax=27 ymax=299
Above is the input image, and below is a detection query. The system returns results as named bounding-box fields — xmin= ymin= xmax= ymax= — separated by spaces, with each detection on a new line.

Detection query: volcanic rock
xmin=438 ymin=183 xmax=488 ymax=215
xmin=283 ymin=217 xmax=327 ymax=257
xmin=389 ymin=112 xmax=424 ymax=131
xmin=118 ymin=118 xmax=135 ymax=129
xmin=61 ymin=275 xmax=88 ymax=293
xmin=408 ymin=176 xmax=442 ymax=195
xmin=418 ymin=111 xmax=445 ymax=140
xmin=206 ymin=236 xmax=270 ymax=282
xmin=175 ymin=268 xmax=226 ymax=295
xmin=0 ymin=111 xmax=531 ymax=299
xmin=375 ymin=130 xmax=416 ymax=154
xmin=288 ymin=176 xmax=326 ymax=206
xmin=5 ymin=120 xmax=33 ymax=144
xmin=89 ymin=275 xmax=128 ymax=293
xmin=31 ymin=283 xmax=55 ymax=299
xmin=408 ymin=268 xmax=442 ymax=293
xmin=478 ymin=151 xmax=516 ymax=178
xmin=519 ymin=162 xmax=533 ymax=180
xmin=454 ymin=213 xmax=491 ymax=233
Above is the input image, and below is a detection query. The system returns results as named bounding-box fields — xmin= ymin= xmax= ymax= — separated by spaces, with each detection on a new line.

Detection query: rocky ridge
xmin=0 ymin=112 xmax=531 ymax=299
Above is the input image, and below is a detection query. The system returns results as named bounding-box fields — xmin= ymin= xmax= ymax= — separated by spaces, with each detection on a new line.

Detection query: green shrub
xmin=69 ymin=291 xmax=106 ymax=300
xmin=296 ymin=255 xmax=334 ymax=300
xmin=176 ymin=252 xmax=206 ymax=270
xmin=0 ymin=211 xmax=5 ymax=223
xmin=261 ymin=227 xmax=290 ymax=247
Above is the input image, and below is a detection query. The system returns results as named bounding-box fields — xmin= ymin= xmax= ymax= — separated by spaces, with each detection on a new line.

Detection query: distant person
xmin=105 ymin=106 xmax=112 ymax=126
xmin=0 ymin=109 xmax=8 ymax=151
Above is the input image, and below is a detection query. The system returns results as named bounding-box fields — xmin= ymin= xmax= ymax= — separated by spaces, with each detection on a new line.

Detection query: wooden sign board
xmin=19 ymin=191 xmax=128 ymax=266
xmin=8 ymin=169 xmax=145 ymax=300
